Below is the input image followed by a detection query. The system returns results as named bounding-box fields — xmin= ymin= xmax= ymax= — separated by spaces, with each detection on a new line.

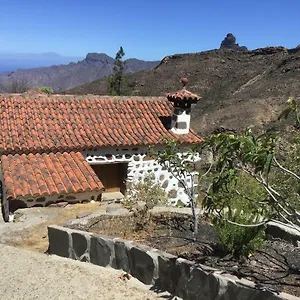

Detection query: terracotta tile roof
xmin=0 ymin=95 xmax=202 ymax=155
xmin=166 ymin=89 xmax=201 ymax=103
xmin=1 ymin=151 xmax=104 ymax=200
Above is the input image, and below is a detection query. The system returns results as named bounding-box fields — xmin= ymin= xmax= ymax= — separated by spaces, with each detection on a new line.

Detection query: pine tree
xmin=110 ymin=46 xmax=125 ymax=95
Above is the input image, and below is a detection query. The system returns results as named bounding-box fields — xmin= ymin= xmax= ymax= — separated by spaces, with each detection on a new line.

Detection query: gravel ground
xmin=0 ymin=244 xmax=170 ymax=300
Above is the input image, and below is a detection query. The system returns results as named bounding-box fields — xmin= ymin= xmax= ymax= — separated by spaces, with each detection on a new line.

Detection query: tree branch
xmin=273 ymin=156 xmax=300 ymax=180
xmin=224 ymin=218 xmax=269 ymax=228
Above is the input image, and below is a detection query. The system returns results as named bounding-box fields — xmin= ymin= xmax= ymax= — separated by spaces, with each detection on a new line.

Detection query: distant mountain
xmin=66 ymin=46 xmax=300 ymax=135
xmin=0 ymin=53 xmax=159 ymax=92
xmin=0 ymin=52 xmax=82 ymax=73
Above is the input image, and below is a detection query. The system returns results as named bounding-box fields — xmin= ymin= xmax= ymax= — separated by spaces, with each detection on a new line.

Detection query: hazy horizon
xmin=1 ymin=0 xmax=299 ymax=61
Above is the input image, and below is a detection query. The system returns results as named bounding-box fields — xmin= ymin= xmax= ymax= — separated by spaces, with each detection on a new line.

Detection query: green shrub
xmin=213 ymin=211 xmax=266 ymax=258
xmin=270 ymin=135 xmax=300 ymax=214
xmin=37 ymin=86 xmax=53 ymax=94
xmin=204 ymin=172 xmax=272 ymax=220
xmin=205 ymin=172 xmax=267 ymax=257
xmin=213 ymin=207 xmax=265 ymax=257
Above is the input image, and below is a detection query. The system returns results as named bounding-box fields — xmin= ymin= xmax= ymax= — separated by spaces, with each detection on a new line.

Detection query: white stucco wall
xmin=171 ymin=109 xmax=191 ymax=135
xmin=81 ymin=146 xmax=200 ymax=206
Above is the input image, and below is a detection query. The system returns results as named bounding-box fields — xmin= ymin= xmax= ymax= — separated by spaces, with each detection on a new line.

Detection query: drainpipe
xmin=0 ymin=181 xmax=9 ymax=222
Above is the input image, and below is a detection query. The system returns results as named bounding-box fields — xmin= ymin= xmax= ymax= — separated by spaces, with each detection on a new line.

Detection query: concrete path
xmin=0 ymin=244 xmax=170 ymax=300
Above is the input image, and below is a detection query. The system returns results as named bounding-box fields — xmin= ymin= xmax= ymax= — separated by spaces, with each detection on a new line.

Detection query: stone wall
xmin=10 ymin=191 xmax=101 ymax=211
xmin=47 ymin=225 xmax=299 ymax=300
xmin=82 ymin=146 xmax=200 ymax=206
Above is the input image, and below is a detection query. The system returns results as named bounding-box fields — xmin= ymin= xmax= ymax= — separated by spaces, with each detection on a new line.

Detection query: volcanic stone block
xmin=36 ymin=197 xmax=46 ymax=202
xmin=71 ymin=232 xmax=89 ymax=261
xmin=114 ymin=240 xmax=131 ymax=272
xmin=129 ymin=245 xmax=156 ymax=285
xmin=186 ymin=268 xmax=219 ymax=300
xmin=175 ymin=258 xmax=195 ymax=299
xmin=156 ymin=251 xmax=179 ymax=294
xmin=225 ymin=279 xmax=267 ymax=300
xmin=47 ymin=225 xmax=70 ymax=258
xmin=90 ymin=236 xmax=115 ymax=267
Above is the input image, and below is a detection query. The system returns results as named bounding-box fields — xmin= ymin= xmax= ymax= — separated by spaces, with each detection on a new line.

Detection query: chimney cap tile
xmin=166 ymin=89 xmax=201 ymax=103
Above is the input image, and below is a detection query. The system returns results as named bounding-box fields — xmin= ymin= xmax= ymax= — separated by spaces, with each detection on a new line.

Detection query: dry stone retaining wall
xmin=18 ymin=191 xmax=101 ymax=209
xmin=47 ymin=225 xmax=299 ymax=300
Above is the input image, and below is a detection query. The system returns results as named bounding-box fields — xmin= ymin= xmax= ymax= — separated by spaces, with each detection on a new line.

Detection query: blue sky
xmin=0 ymin=0 xmax=299 ymax=60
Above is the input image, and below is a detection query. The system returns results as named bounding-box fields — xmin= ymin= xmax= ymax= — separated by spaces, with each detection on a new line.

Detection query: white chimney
xmin=166 ymin=78 xmax=201 ymax=135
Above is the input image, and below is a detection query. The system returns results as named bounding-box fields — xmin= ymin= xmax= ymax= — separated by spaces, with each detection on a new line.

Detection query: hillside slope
xmin=0 ymin=53 xmax=159 ymax=92
xmin=66 ymin=47 xmax=300 ymax=134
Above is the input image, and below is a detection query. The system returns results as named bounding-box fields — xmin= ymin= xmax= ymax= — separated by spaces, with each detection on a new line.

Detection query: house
xmin=0 ymin=84 xmax=202 ymax=221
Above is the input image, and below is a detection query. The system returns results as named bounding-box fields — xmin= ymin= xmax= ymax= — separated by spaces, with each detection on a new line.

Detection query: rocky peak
xmin=85 ymin=53 xmax=114 ymax=63
xmin=220 ymin=33 xmax=248 ymax=51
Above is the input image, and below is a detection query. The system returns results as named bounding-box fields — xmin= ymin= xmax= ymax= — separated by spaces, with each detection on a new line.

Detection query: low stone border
xmin=47 ymin=225 xmax=299 ymax=300
xmin=64 ymin=205 xmax=300 ymax=246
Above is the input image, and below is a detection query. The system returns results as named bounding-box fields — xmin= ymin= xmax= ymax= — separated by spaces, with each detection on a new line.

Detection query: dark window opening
xmin=91 ymin=163 xmax=128 ymax=194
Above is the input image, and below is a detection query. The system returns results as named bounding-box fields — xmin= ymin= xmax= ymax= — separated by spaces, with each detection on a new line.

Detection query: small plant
xmin=278 ymin=97 xmax=300 ymax=127
xmin=37 ymin=86 xmax=53 ymax=94
xmin=123 ymin=174 xmax=168 ymax=231
xmin=204 ymin=172 xmax=267 ymax=257
xmin=213 ymin=213 xmax=266 ymax=258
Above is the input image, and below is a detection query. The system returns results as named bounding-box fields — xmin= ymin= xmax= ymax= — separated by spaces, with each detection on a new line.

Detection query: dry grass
xmin=10 ymin=202 xmax=106 ymax=253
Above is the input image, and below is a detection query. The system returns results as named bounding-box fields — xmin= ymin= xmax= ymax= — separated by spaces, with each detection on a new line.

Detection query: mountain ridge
xmin=0 ymin=53 xmax=159 ymax=92
xmin=65 ymin=46 xmax=300 ymax=135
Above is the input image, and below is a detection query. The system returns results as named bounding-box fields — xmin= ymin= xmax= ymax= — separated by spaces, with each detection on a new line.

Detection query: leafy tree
xmin=203 ymin=100 xmax=300 ymax=232
xmin=154 ymin=98 xmax=300 ymax=254
xmin=110 ymin=46 xmax=126 ymax=96
xmin=153 ymin=140 xmax=204 ymax=240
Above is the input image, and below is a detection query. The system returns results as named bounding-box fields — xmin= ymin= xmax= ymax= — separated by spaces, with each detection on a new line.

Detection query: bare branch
xmin=199 ymin=162 xmax=213 ymax=183
xmin=278 ymin=212 xmax=300 ymax=233
xmin=273 ymin=156 xmax=300 ymax=180
xmin=224 ymin=218 xmax=269 ymax=228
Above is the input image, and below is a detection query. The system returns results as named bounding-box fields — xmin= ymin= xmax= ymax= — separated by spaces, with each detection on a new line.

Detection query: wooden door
xmin=91 ymin=163 xmax=126 ymax=192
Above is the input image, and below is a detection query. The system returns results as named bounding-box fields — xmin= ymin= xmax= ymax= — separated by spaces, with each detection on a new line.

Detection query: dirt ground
xmin=0 ymin=203 xmax=174 ymax=300
xmin=0 ymin=243 xmax=170 ymax=300
xmin=74 ymin=212 xmax=300 ymax=298
xmin=0 ymin=202 xmax=108 ymax=252
xmin=1 ymin=204 xmax=299 ymax=297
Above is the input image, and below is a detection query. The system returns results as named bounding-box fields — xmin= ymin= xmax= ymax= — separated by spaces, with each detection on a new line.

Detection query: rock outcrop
xmin=220 ymin=33 xmax=248 ymax=51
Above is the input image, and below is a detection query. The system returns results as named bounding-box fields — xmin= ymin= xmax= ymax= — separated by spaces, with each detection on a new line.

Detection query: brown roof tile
xmin=166 ymin=89 xmax=201 ymax=103
xmin=1 ymin=152 xmax=104 ymax=200
xmin=0 ymin=95 xmax=202 ymax=154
